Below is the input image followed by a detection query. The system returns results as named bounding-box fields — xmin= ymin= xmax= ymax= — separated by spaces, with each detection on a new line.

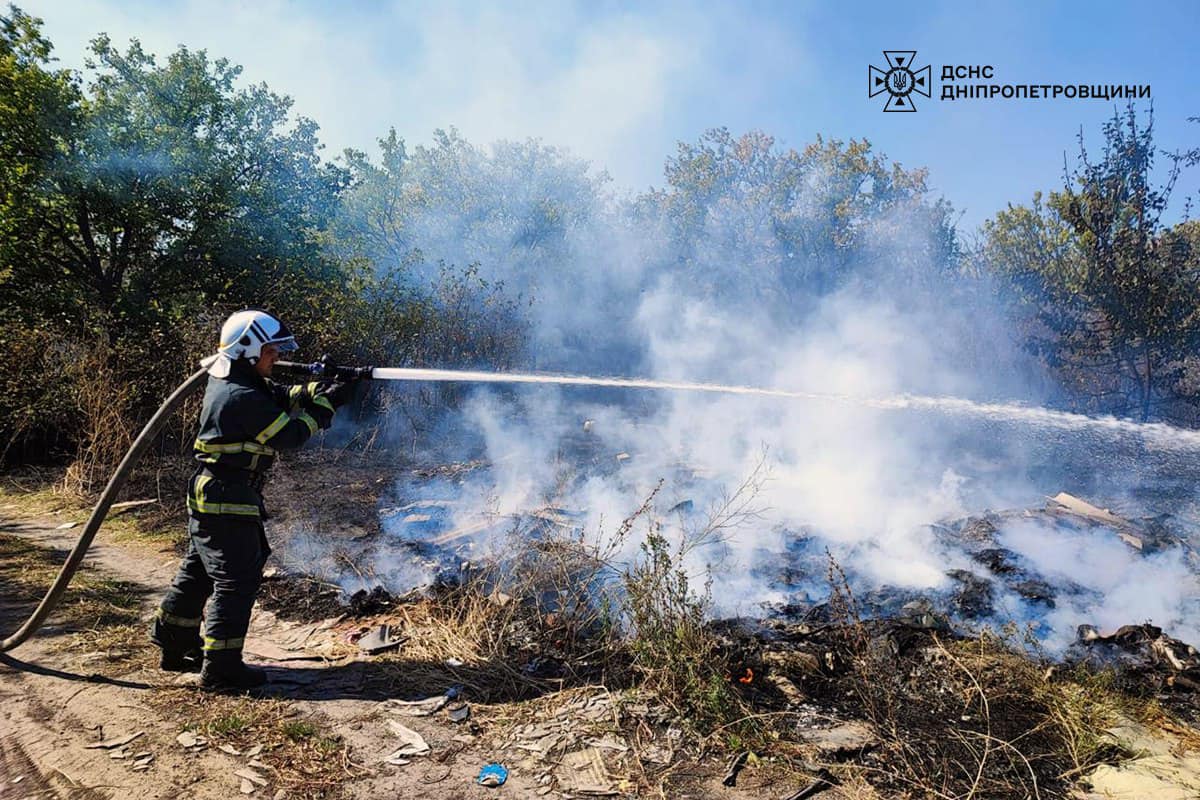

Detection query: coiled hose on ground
xmin=0 ymin=367 xmax=210 ymax=653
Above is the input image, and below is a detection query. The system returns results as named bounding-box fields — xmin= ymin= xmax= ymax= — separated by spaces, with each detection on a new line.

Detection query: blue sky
xmin=24 ymin=0 xmax=1200 ymax=231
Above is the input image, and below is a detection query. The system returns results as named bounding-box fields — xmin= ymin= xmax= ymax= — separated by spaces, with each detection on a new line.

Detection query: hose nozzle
xmin=278 ymin=355 xmax=374 ymax=381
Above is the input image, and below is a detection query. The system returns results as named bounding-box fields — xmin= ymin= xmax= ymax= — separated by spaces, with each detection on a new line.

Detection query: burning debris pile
xmin=252 ymin=455 xmax=1200 ymax=798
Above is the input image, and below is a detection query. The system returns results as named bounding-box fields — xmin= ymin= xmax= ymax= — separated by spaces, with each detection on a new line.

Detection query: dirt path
xmin=0 ymin=517 xmax=773 ymax=800
xmin=0 ymin=518 xmax=541 ymax=799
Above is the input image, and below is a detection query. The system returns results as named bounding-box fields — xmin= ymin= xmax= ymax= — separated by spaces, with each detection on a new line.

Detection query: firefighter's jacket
xmin=189 ymin=361 xmax=330 ymax=519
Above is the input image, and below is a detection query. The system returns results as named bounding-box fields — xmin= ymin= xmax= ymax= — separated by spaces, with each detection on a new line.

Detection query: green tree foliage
xmin=982 ymin=107 xmax=1200 ymax=420
xmin=637 ymin=128 xmax=960 ymax=319
xmin=333 ymin=128 xmax=597 ymax=369
xmin=0 ymin=6 xmax=347 ymax=461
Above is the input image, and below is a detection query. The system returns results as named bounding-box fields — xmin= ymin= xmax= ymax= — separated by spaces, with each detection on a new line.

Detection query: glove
xmin=318 ymin=379 xmax=358 ymax=409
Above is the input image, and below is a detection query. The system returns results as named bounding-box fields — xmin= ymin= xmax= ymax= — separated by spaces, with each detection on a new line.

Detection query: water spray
xmin=280 ymin=360 xmax=1200 ymax=452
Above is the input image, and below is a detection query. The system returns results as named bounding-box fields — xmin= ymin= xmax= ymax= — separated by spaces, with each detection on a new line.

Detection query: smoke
xmin=338 ymin=129 xmax=1199 ymax=654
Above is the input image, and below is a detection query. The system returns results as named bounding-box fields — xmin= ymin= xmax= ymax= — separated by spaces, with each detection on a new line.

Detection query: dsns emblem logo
xmin=869 ymin=51 xmax=931 ymax=111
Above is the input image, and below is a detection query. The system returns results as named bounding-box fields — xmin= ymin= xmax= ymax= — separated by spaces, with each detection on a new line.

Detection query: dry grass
xmin=0 ymin=470 xmax=185 ymax=549
xmin=0 ymin=532 xmax=144 ymax=632
xmin=146 ymin=691 xmax=362 ymax=799
xmin=801 ymin=556 xmax=1162 ymax=799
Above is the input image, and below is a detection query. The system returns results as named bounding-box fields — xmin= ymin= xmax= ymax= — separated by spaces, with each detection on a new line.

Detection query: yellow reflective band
xmin=194 ymin=472 xmax=211 ymax=500
xmin=312 ymin=395 xmax=334 ymax=414
xmin=255 ymin=412 xmax=291 ymax=444
xmin=188 ymin=497 xmax=261 ymax=517
xmin=298 ymin=413 xmax=318 ymax=435
xmin=288 ymin=385 xmax=304 ymax=401
xmin=188 ymin=474 xmax=260 ymax=517
xmin=194 ymin=438 xmax=277 ymax=456
xmin=202 ymin=636 xmax=246 ymax=652
xmin=155 ymin=608 xmax=201 ymax=627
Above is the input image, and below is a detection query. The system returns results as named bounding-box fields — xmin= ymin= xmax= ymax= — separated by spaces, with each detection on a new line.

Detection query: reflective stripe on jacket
xmin=189 ymin=361 xmax=327 ymax=517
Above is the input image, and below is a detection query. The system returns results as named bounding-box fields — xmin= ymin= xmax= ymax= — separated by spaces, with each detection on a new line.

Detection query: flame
xmin=738 ymin=667 xmax=754 ymax=684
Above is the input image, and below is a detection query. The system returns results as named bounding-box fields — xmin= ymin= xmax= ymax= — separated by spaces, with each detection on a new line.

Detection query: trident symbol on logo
xmin=869 ymin=51 xmax=931 ymax=112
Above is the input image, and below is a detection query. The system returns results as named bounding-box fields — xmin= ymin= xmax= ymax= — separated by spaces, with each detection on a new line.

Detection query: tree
xmin=637 ymin=128 xmax=960 ymax=321
xmin=982 ymin=106 xmax=1200 ymax=420
xmin=0 ymin=6 xmax=348 ymax=461
xmin=0 ymin=10 xmax=348 ymax=345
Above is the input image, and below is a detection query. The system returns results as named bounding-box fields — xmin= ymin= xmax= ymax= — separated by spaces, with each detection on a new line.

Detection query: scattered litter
xmin=55 ymin=521 xmax=78 ymax=530
xmin=85 ymin=731 xmax=145 ymax=750
xmin=385 ymin=755 xmax=411 ymax=767
xmin=614 ymin=452 xmax=630 ymax=462
xmin=642 ymin=744 xmax=673 ymax=764
xmin=583 ymin=736 xmax=627 ymax=753
xmin=175 ymin=731 xmax=207 ymax=749
xmin=722 ymin=751 xmax=749 ymax=787
xmin=445 ymin=685 xmax=463 ymax=700
xmin=1047 ymin=492 xmax=1143 ymax=549
xmin=385 ymin=696 xmax=447 ymax=716
xmin=219 ymin=744 xmax=243 ymax=756
xmin=11 ymin=776 xmax=23 ymax=784
xmin=358 ymin=623 xmax=406 ymax=655
xmin=240 ymin=778 xmax=255 ymax=794
xmin=558 ymin=748 xmax=617 ymax=796
xmin=235 ymin=767 xmax=269 ymax=786
xmin=385 ymin=720 xmax=430 ymax=757
xmin=445 ymin=657 xmax=465 ymax=667
xmin=478 ymin=763 xmax=508 ymax=787
xmin=447 ymin=702 xmax=471 ymax=723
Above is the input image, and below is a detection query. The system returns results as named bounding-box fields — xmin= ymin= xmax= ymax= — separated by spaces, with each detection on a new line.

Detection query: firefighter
xmin=150 ymin=310 xmax=354 ymax=689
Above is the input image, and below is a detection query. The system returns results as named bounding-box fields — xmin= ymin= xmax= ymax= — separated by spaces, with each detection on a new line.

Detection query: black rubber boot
xmin=201 ymin=650 xmax=268 ymax=690
xmin=160 ymin=649 xmax=204 ymax=672
xmin=150 ymin=617 xmax=204 ymax=673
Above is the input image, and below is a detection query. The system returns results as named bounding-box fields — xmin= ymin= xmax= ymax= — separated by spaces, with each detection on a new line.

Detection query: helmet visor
xmin=265 ymin=318 xmax=298 ymax=353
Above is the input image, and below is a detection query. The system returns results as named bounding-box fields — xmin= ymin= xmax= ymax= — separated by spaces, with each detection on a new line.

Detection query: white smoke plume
xmin=350 ymin=134 xmax=1199 ymax=655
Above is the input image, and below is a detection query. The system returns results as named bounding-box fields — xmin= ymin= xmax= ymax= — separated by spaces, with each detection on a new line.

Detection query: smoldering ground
xmin=304 ymin=132 xmax=1200 ymax=654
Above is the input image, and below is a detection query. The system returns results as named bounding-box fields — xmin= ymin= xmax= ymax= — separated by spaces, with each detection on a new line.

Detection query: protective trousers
xmin=152 ymin=513 xmax=270 ymax=657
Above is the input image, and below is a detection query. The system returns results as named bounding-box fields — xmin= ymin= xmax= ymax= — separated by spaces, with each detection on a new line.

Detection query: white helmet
xmin=207 ymin=309 xmax=298 ymax=377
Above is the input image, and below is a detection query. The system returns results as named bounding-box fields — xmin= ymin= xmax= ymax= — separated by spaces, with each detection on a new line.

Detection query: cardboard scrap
xmin=176 ymin=731 xmax=208 ymax=749
xmin=557 ymin=748 xmax=617 ymax=796
xmin=1048 ymin=492 xmax=1143 ymax=549
xmin=385 ymin=720 xmax=430 ymax=758
xmin=235 ymin=768 xmax=268 ymax=786
xmin=385 ymin=696 xmax=447 ymax=716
